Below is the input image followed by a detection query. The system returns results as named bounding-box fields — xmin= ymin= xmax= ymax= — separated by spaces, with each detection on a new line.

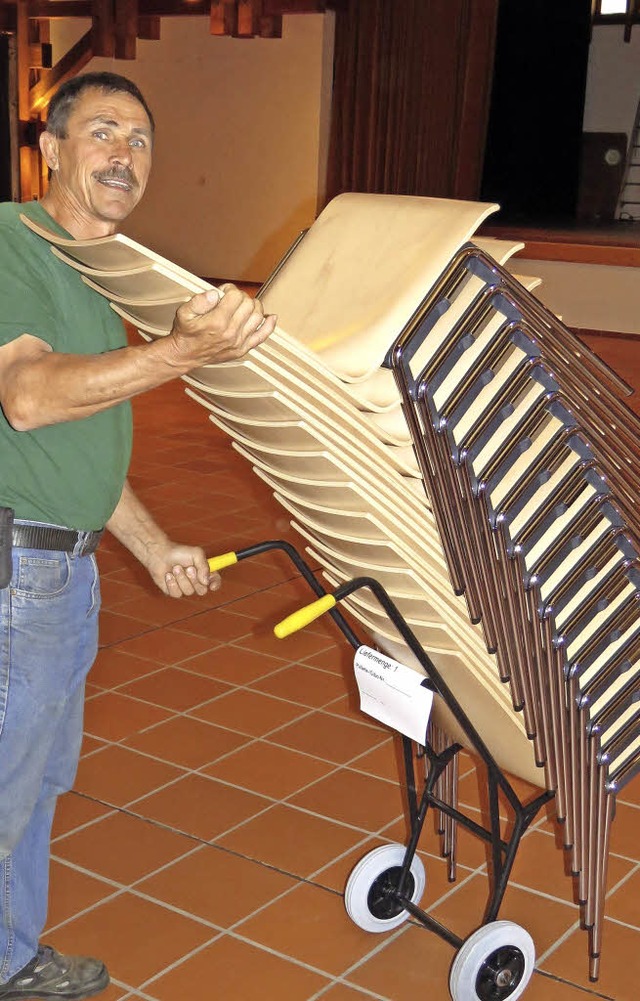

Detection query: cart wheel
xmin=449 ymin=921 xmax=535 ymax=1001
xmin=344 ymin=844 xmax=425 ymax=933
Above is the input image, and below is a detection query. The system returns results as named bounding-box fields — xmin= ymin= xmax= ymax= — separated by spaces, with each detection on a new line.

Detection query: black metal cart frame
xmin=210 ymin=538 xmax=554 ymax=997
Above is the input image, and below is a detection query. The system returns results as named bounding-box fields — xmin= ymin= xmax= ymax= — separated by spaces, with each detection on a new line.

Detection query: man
xmin=0 ymin=71 xmax=276 ymax=999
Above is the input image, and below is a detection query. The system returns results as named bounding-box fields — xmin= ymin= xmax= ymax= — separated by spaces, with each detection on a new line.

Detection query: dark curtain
xmin=326 ymin=0 xmax=499 ymax=203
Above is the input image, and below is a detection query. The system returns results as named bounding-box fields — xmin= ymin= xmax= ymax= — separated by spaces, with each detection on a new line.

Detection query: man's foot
xmin=0 ymin=945 xmax=109 ymax=1000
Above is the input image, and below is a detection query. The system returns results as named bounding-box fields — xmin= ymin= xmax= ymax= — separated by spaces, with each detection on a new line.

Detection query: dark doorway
xmin=481 ymin=0 xmax=593 ymax=225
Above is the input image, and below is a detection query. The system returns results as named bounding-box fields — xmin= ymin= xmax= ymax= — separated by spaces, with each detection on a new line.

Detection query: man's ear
xmin=39 ymin=131 xmax=60 ymax=171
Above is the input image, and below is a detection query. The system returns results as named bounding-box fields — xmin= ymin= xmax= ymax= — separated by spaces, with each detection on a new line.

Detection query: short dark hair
xmin=46 ymin=72 xmax=155 ymax=138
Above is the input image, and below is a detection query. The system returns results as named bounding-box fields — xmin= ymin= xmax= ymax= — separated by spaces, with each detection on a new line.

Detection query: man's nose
xmin=110 ymin=139 xmax=133 ymax=165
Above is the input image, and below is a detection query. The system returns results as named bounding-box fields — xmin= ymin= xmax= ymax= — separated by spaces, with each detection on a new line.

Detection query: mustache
xmin=94 ymin=166 xmax=136 ymax=186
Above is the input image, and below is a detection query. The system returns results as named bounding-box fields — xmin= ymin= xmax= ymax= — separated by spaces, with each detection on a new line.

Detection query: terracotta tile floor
xmin=46 ymin=331 xmax=640 ymax=1001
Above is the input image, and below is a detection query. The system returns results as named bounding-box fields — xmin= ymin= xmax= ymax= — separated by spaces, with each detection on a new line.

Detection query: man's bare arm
xmin=0 ymin=285 xmax=276 ymax=431
xmin=106 ymin=479 xmax=221 ymax=597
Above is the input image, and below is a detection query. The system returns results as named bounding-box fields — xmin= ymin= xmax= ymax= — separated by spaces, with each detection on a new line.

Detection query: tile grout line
xmin=536 ymin=917 xmax=584 ymax=967
xmin=87 ymin=672 xmax=394 ymax=739
xmin=308 ymin=980 xmax=391 ymax=1001
xmin=95 ymin=566 xmax=324 ymax=650
xmin=531 ymin=969 xmax=616 ymax=1000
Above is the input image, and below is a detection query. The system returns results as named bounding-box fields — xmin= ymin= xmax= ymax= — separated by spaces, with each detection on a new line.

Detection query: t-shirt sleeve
xmin=0 ymin=222 xmax=57 ymax=348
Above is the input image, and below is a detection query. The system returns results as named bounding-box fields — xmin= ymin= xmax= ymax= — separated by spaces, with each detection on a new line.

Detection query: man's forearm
xmin=106 ymin=479 xmax=169 ymax=567
xmin=3 ymin=333 xmax=190 ymax=431
xmin=106 ymin=479 xmax=216 ymax=597
xmin=0 ymin=285 xmax=276 ymax=432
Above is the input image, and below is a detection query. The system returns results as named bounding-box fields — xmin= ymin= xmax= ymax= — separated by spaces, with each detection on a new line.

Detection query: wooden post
xmin=259 ymin=14 xmax=282 ymax=36
xmin=237 ymin=0 xmax=262 ymax=36
xmin=16 ymin=0 xmax=35 ymax=200
xmin=210 ymin=1 xmax=238 ymax=35
xmin=92 ymin=0 xmax=115 ymax=57
xmin=138 ymin=14 xmax=161 ymax=39
xmin=115 ymin=0 xmax=138 ymax=58
xmin=28 ymin=42 xmax=53 ymax=68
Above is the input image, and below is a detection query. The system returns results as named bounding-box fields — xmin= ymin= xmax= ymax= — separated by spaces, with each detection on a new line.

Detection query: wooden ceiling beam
xmin=0 ymin=6 xmax=17 ymax=30
xmin=141 ymin=1 xmax=209 ymax=14
xmin=264 ymin=0 xmax=326 ymax=11
xmin=31 ymin=2 xmax=92 ymax=18
xmin=24 ymin=0 xmax=330 ymax=21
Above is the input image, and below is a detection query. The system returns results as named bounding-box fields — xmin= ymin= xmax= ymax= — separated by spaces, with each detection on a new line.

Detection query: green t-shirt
xmin=0 ymin=200 xmax=133 ymax=530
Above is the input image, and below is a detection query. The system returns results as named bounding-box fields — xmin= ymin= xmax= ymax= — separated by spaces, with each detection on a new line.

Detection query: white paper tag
xmin=353 ymin=645 xmax=434 ymax=745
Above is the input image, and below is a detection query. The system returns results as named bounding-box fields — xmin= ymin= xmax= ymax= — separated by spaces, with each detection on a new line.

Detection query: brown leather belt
xmin=12 ymin=524 xmax=103 ymax=556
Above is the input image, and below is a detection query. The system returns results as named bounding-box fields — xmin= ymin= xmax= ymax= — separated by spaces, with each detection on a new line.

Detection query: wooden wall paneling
xmin=115 ymin=0 xmax=139 ymax=58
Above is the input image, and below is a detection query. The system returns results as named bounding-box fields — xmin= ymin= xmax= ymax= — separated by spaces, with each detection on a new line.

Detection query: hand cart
xmin=208 ymin=540 xmax=555 ymax=1001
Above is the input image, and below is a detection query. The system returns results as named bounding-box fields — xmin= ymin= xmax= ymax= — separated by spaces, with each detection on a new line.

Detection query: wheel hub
xmin=476 ymin=945 xmax=526 ymax=999
xmin=366 ymin=866 xmax=415 ymax=921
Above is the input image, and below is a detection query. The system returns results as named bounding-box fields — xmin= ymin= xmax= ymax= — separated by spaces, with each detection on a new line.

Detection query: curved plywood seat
xmin=277 ymin=496 xmax=499 ymax=671
xmin=21 ymin=211 xmax=203 ymax=275
xmin=106 ymin=294 xmax=191 ymax=331
xmin=371 ymin=632 xmax=545 ymax=788
xmin=191 ymin=389 xmax=420 ymax=479
xmin=259 ymin=192 xmax=499 ymax=381
xmin=202 ymin=407 xmax=441 ymax=555
xmin=300 ymin=530 xmax=444 ymax=603
xmin=186 ymin=370 xmax=421 ymax=473
xmin=51 ymin=247 xmax=206 ymax=300
xmin=286 ymin=511 xmax=476 ymax=639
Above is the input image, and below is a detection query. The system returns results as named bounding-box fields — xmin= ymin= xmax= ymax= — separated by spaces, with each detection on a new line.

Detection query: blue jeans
xmin=0 ymin=544 xmax=100 ymax=981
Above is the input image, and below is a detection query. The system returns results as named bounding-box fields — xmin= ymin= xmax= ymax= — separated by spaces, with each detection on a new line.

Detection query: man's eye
xmin=92 ymin=131 xmax=108 ymax=140
xmin=130 ymin=138 xmax=146 ymax=149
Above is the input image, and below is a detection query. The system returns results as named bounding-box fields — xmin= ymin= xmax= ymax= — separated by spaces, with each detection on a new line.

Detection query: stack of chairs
xmin=384 ymin=241 xmax=640 ymax=981
xmin=22 ymin=194 xmax=639 ymax=983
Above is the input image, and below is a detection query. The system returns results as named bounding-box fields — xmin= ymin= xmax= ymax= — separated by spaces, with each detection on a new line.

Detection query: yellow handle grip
xmin=274 ymin=594 xmax=337 ymax=638
xmin=208 ymin=552 xmax=238 ymax=572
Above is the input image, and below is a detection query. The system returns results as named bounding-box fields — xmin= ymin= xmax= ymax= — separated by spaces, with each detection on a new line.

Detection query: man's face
xmin=42 ymin=87 xmax=153 ymax=232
